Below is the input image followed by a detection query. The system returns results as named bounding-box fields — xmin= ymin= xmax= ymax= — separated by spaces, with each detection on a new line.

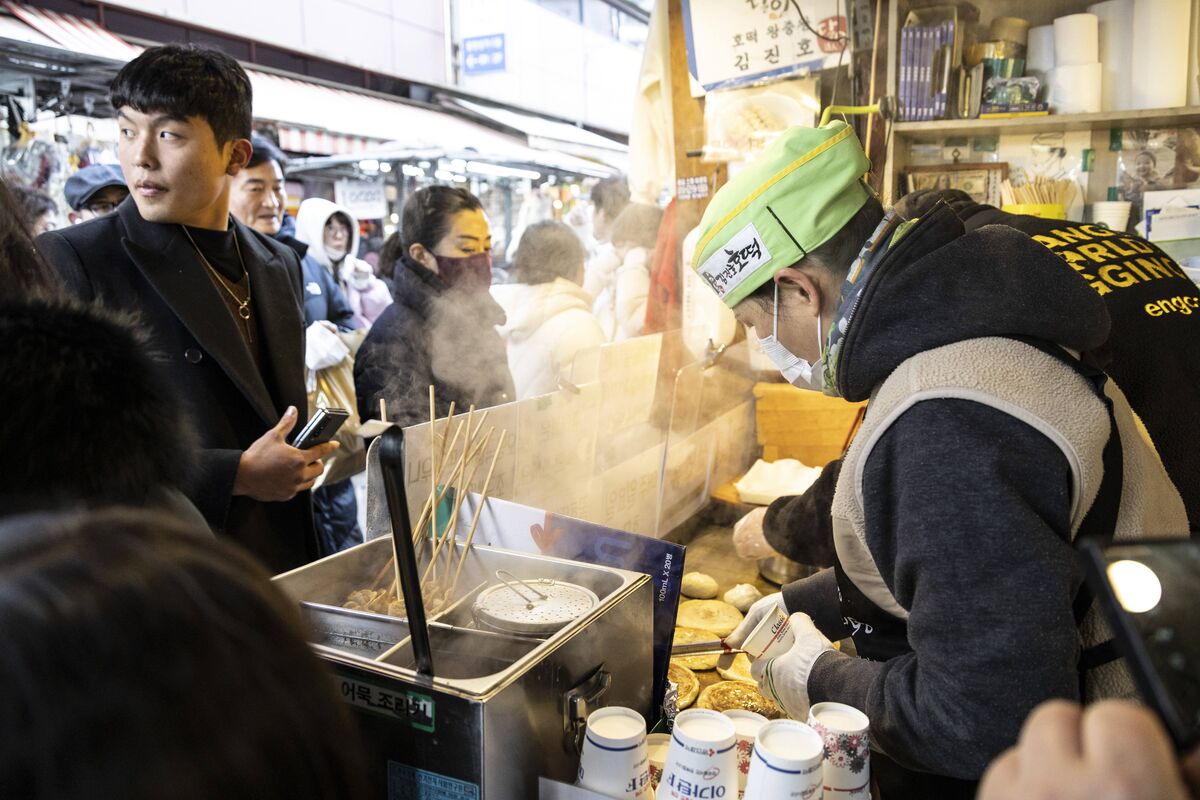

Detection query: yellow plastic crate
xmin=754 ymin=382 xmax=866 ymax=467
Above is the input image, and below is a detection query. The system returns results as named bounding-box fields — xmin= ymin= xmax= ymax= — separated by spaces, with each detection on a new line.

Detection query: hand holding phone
xmin=293 ymin=407 xmax=350 ymax=450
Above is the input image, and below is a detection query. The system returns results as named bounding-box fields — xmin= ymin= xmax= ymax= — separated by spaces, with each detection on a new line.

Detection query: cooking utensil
xmin=472 ymin=576 xmax=600 ymax=636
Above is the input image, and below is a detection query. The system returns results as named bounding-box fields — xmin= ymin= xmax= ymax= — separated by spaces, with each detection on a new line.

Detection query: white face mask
xmin=326 ymin=246 xmax=347 ymax=263
xmin=757 ymin=281 xmax=825 ymax=391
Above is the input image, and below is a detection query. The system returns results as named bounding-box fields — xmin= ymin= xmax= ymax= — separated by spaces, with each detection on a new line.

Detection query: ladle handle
xmin=380 ymin=427 xmax=434 ymax=678
xmin=495 ymin=569 xmax=549 ymax=602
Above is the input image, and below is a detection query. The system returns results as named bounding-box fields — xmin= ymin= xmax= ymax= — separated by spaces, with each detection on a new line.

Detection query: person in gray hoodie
xmin=693 ymin=123 xmax=1188 ymax=798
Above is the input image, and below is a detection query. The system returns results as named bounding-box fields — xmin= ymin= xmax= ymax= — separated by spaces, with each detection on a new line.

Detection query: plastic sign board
xmin=463 ymin=33 xmax=506 ymax=75
xmin=334 ymin=177 xmax=387 ymax=221
xmin=682 ymin=0 xmax=847 ymax=91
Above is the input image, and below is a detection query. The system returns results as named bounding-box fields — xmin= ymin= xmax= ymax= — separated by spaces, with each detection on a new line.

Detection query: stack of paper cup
xmin=743 ymin=720 xmax=825 ymax=800
xmin=659 ymin=710 xmax=739 ymax=800
xmin=808 ymin=702 xmax=871 ymax=800
xmin=1054 ymin=13 xmax=1099 ymax=64
xmin=1026 ymin=24 xmax=1056 ymax=79
xmin=577 ymin=707 xmax=654 ymax=798
xmin=1051 ymin=12 xmax=1102 ymax=113
xmin=1089 ymin=0 xmax=1134 ymax=110
xmin=1132 ymin=0 xmax=1191 ymax=109
xmin=1092 ymin=201 xmax=1133 ymax=232
xmin=724 ymin=710 xmax=769 ymax=799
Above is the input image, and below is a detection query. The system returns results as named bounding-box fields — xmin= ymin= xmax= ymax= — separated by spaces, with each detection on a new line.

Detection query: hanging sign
xmin=462 ymin=33 xmax=506 ymax=75
xmin=682 ymin=0 xmax=848 ymax=91
xmin=334 ymin=177 xmax=387 ymax=221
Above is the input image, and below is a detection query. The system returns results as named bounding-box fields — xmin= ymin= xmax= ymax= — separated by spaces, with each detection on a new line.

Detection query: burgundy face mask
xmin=434 ymin=252 xmax=492 ymax=291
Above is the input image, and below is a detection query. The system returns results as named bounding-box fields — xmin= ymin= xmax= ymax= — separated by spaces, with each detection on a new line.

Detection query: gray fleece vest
xmin=831 ymin=337 xmax=1188 ymax=700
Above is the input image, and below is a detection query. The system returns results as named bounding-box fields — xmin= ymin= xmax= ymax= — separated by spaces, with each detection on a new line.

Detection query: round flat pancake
xmin=696 ymin=680 xmax=783 ymax=719
xmin=668 ymin=661 xmax=700 ymax=709
xmin=677 ymin=600 xmax=743 ymax=637
xmin=672 ymin=626 xmax=720 ymax=670
xmin=715 ymin=653 xmax=754 ymax=683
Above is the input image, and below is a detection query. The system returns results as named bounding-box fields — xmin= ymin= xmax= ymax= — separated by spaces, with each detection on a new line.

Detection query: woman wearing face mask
xmin=354 ymin=186 xmax=514 ymax=427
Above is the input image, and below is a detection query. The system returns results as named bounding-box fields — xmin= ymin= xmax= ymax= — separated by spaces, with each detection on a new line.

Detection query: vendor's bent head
xmin=691 ymin=123 xmax=883 ymax=394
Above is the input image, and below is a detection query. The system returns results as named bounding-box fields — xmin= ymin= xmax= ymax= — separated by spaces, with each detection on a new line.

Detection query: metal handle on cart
xmin=562 ymin=665 xmax=612 ymax=755
xmin=379 ymin=426 xmax=435 ymax=678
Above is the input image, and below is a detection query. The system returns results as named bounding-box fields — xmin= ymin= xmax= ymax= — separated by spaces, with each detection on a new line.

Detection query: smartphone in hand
xmin=1082 ymin=538 xmax=1200 ymax=751
xmin=292 ymin=407 xmax=350 ymax=450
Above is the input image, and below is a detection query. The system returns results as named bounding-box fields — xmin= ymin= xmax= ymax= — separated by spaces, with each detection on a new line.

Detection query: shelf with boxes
xmin=880 ymin=0 xmax=1200 ymax=229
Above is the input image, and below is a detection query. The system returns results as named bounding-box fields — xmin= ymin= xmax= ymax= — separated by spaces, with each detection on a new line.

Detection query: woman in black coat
xmin=354 ymin=186 xmax=514 ymax=427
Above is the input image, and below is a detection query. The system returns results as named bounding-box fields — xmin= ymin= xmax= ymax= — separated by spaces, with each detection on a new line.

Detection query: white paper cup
xmin=1092 ymin=201 xmax=1132 ymax=231
xmin=741 ymin=604 xmax=795 ymax=661
xmin=647 ymin=733 xmax=671 ymax=791
xmin=659 ymin=709 xmax=739 ymax=800
xmin=578 ymin=706 xmax=653 ymax=798
xmin=807 ymin=702 xmax=870 ymax=800
xmin=724 ymin=710 xmax=769 ymax=798
xmin=743 ymin=720 xmax=825 ymax=800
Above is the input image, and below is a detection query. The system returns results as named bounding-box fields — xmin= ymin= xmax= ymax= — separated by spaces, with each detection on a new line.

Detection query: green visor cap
xmin=691 ymin=121 xmax=872 ymax=308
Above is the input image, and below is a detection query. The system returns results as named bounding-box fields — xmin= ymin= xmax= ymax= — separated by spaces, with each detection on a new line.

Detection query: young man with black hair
xmin=38 ymin=44 xmax=334 ymax=573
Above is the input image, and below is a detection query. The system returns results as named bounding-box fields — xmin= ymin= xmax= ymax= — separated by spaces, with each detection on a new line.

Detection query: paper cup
xmin=647 ymin=733 xmax=671 ymax=791
xmin=659 ymin=709 xmax=739 ymax=800
xmin=742 ymin=604 xmax=795 ymax=661
xmin=743 ymin=720 xmax=825 ymax=800
xmin=807 ymin=702 xmax=870 ymax=800
xmin=577 ymin=706 xmax=653 ymax=798
xmin=1092 ymin=201 xmax=1132 ymax=231
xmin=724 ymin=710 xmax=769 ymax=799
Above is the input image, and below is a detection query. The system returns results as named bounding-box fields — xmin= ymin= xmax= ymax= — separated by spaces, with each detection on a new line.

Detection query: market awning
xmin=445 ymin=96 xmax=629 ymax=172
xmin=2 ymin=1 xmax=141 ymax=63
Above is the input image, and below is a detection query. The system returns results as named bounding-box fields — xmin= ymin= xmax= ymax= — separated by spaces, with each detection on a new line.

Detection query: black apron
xmin=830 ymin=338 xmax=1123 ymax=800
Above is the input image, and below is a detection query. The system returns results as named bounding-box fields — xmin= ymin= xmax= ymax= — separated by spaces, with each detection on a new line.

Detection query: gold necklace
xmin=182 ymin=225 xmax=252 ymax=321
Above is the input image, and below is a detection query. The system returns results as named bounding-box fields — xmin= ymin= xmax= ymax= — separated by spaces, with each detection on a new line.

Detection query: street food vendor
xmin=692 ymin=122 xmax=1189 ymax=797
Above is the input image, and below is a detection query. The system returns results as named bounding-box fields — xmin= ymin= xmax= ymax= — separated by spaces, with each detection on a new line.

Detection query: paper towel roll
xmin=1054 ymin=13 xmax=1100 ymax=66
xmin=1051 ymin=62 xmax=1104 ymax=113
xmin=1132 ymin=0 xmax=1192 ymax=109
xmin=1089 ymin=0 xmax=1135 ymax=110
xmin=1027 ymin=24 xmax=1056 ymax=74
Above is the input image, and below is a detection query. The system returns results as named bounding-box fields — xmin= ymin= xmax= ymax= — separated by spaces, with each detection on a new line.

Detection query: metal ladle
xmin=495 ymin=570 xmax=549 ymax=609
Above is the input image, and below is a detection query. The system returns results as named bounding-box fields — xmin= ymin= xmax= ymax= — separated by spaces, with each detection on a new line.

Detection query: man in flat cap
xmin=703 ymin=122 xmax=1187 ymax=797
xmin=64 ymin=164 xmax=129 ymax=225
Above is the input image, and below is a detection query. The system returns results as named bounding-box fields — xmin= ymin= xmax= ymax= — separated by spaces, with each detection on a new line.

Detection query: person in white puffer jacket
xmin=491 ymin=221 xmax=605 ymax=399
xmin=589 ymin=202 xmax=663 ymax=341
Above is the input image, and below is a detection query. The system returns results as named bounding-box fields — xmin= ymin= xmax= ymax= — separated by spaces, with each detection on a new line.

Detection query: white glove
xmin=751 ymin=612 xmax=835 ymax=720
xmin=305 ymin=321 xmax=349 ymax=371
xmin=726 ymin=592 xmax=787 ymax=648
xmin=732 ymin=506 xmax=781 ymax=560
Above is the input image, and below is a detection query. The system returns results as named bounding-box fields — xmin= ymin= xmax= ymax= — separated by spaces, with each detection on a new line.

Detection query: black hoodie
xmin=899 ymin=189 xmax=1200 ymax=529
xmin=785 ymin=205 xmax=1118 ymax=791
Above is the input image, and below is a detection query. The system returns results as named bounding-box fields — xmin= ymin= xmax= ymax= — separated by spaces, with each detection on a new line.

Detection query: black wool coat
xmin=38 ymin=198 xmax=316 ymax=572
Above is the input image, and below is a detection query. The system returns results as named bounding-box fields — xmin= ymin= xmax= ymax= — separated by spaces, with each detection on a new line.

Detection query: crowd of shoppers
xmin=4 ymin=37 xmax=1200 ymax=800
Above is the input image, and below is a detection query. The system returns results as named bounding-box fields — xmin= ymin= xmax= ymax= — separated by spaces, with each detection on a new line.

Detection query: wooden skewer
xmin=379 ymin=398 xmax=387 ymax=421
xmin=423 ymin=424 xmax=491 ymax=583
xmin=440 ymin=428 xmax=494 ymax=576
xmin=448 ymin=430 xmax=507 ymax=598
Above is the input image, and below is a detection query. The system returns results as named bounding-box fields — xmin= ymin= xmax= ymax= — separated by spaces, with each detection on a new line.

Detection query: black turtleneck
xmin=184 ymin=223 xmax=243 ymax=282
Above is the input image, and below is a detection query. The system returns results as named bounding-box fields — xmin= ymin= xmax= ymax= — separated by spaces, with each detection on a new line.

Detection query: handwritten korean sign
xmin=682 ymin=0 xmax=847 ymax=91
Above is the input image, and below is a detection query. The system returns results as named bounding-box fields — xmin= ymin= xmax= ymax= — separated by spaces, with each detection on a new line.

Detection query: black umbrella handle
xmin=379 ymin=427 xmax=434 ymax=677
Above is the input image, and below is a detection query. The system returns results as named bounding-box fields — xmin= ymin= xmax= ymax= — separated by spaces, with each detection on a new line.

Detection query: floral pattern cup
xmin=807 ymin=702 xmax=870 ymax=800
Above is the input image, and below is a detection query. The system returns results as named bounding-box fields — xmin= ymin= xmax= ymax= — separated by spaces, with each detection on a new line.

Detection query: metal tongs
xmin=495 ymin=570 xmax=549 ymax=609
xmin=671 ymin=638 xmax=747 ymax=658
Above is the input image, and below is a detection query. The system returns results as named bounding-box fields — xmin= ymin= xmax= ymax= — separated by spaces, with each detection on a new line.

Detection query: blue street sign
xmin=462 ymin=33 xmax=506 ymax=75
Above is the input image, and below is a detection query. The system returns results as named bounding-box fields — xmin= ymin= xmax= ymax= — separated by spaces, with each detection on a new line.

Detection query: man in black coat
xmin=38 ymin=44 xmax=336 ymax=572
